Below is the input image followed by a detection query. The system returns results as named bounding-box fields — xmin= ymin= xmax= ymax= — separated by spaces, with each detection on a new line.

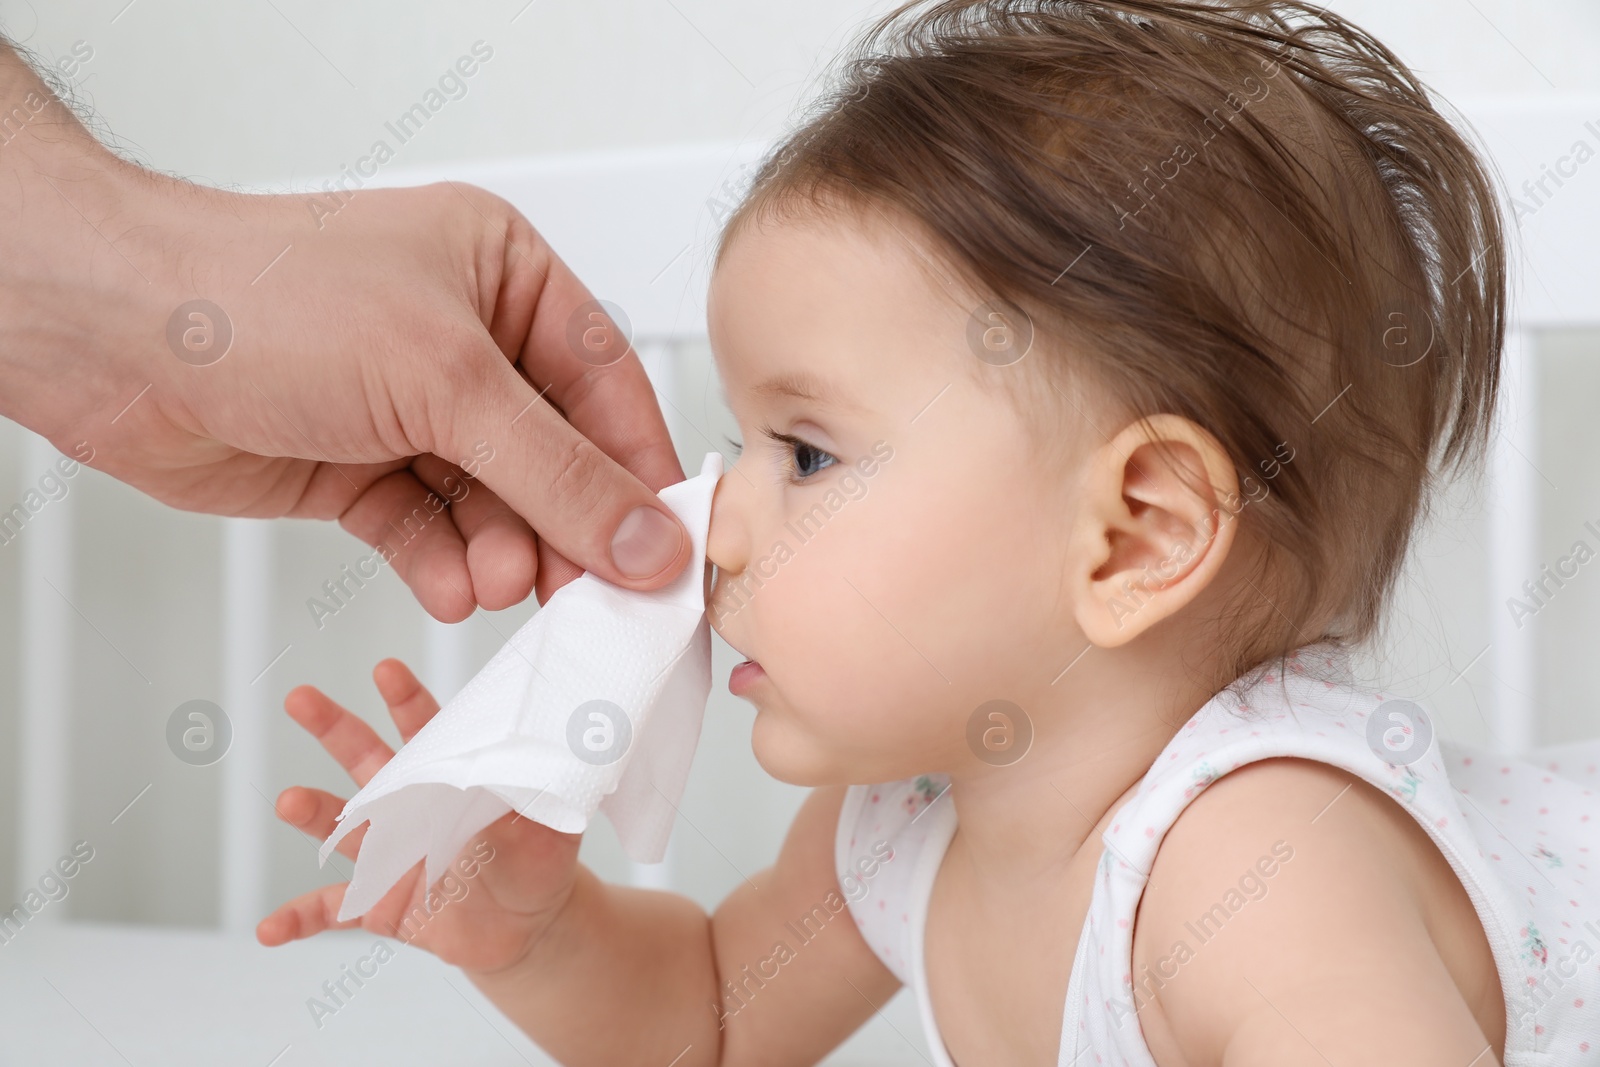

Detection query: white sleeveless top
xmin=835 ymin=642 xmax=1600 ymax=1065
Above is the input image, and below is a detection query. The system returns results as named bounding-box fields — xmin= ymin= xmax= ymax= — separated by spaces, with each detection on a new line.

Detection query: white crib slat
xmin=16 ymin=432 xmax=72 ymax=911
xmin=1488 ymin=326 xmax=1540 ymax=754
xmin=219 ymin=518 xmax=273 ymax=931
xmin=423 ymin=616 xmax=471 ymax=707
xmin=636 ymin=337 xmax=685 ymax=469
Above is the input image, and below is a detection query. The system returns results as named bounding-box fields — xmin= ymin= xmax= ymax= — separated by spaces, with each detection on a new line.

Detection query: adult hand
xmin=0 ymin=42 xmax=690 ymax=619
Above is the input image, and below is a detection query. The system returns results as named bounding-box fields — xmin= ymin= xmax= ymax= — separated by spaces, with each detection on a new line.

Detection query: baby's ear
xmin=1063 ymin=413 xmax=1241 ymax=647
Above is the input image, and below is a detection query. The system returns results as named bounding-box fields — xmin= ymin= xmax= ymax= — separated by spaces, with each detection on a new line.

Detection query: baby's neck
xmin=943 ymin=640 xmax=1223 ymax=890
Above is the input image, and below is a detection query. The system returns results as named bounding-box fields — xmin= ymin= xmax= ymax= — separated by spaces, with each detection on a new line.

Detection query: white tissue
xmin=320 ymin=452 xmax=723 ymax=921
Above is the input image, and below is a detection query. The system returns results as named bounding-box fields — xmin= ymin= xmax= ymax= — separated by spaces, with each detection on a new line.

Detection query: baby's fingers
xmin=284 ymin=684 xmax=396 ymax=787
xmin=275 ymin=786 xmax=365 ymax=861
xmin=372 ymin=658 xmax=442 ymax=742
xmin=256 ymin=882 xmax=360 ymax=947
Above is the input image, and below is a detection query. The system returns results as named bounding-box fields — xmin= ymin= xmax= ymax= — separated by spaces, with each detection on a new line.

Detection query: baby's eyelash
xmin=722 ymin=424 xmax=790 ymax=456
xmin=762 ymin=423 xmax=838 ymax=482
xmin=723 ymin=425 xmax=838 ymax=482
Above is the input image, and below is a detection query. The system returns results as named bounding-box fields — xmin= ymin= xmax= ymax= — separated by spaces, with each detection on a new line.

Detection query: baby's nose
xmin=704 ymin=471 xmax=747 ymax=577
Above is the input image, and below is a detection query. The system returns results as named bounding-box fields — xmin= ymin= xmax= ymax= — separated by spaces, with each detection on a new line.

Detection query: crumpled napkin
xmin=320 ymin=452 xmax=722 ymax=921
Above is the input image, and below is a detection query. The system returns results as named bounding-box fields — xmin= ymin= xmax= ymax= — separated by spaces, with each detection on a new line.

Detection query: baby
xmin=258 ymin=1 xmax=1600 ymax=1063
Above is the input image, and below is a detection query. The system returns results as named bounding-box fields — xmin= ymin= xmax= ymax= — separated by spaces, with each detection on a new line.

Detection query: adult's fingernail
xmin=610 ymin=505 xmax=684 ymax=580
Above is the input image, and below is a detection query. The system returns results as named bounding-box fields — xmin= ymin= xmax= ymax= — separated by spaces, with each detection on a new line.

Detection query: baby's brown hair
xmin=716 ymin=0 xmax=1506 ymax=683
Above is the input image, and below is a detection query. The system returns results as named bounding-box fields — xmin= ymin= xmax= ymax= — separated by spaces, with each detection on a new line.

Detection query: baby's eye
xmin=728 ymin=425 xmax=840 ymax=483
xmin=723 ymin=425 xmax=838 ymax=483
xmin=781 ymin=436 xmax=837 ymax=480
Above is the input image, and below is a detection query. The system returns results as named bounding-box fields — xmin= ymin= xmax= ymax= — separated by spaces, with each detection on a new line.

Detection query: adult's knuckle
xmin=544 ymin=434 xmax=611 ymax=514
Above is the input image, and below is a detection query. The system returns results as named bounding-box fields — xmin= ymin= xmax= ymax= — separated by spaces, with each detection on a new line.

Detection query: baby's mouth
xmin=729 ymin=659 xmax=766 ymax=697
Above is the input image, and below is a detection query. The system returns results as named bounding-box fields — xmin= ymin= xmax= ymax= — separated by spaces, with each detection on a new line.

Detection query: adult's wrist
xmin=0 ymin=41 xmax=174 ymax=445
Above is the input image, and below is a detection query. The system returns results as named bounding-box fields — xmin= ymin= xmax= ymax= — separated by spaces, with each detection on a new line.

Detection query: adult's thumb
xmin=446 ymin=353 xmax=691 ymax=591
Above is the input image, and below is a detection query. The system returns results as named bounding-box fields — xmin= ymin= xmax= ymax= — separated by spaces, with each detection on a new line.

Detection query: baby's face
xmin=705 ymin=205 xmax=1093 ymax=786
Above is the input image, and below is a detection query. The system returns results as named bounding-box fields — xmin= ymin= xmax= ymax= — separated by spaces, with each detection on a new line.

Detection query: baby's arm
xmin=466 ymin=783 xmax=902 ymax=1066
xmin=1132 ymin=759 xmax=1504 ymax=1067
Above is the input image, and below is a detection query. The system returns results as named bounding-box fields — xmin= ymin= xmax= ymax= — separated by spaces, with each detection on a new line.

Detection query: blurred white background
xmin=0 ymin=1 xmax=1598 ymax=1064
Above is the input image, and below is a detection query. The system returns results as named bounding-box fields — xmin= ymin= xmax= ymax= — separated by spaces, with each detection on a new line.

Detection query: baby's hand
xmin=256 ymin=659 xmax=582 ymax=976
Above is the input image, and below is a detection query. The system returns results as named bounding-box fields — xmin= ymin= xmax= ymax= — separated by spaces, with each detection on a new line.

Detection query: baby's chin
xmin=748 ymin=705 xmax=921 ymax=787
xmin=748 ymin=709 xmax=841 ymax=785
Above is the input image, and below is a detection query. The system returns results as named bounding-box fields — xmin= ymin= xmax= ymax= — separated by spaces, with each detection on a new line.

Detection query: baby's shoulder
xmin=1129 ymin=757 xmax=1502 ymax=1063
xmin=1139 ymin=757 xmax=1438 ymax=939
xmin=1152 ymin=755 xmax=1420 ymax=866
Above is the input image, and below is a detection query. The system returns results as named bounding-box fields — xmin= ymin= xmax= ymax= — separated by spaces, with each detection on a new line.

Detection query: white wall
xmin=1 ymin=0 xmax=902 ymax=186
xmin=6 ymin=0 xmax=1600 ymax=189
